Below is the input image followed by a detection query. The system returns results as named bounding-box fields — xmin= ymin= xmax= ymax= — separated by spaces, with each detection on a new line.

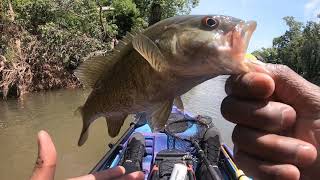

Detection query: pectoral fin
xmin=106 ymin=115 xmax=127 ymax=137
xmin=132 ymin=34 xmax=166 ymax=72
xmin=148 ymin=100 xmax=173 ymax=132
xmin=174 ymin=96 xmax=184 ymax=112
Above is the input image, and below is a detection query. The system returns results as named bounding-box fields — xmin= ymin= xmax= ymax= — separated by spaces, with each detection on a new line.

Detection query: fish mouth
xmin=228 ymin=21 xmax=263 ymax=73
xmin=239 ymin=21 xmax=257 ymax=53
xmin=231 ymin=21 xmax=257 ymax=56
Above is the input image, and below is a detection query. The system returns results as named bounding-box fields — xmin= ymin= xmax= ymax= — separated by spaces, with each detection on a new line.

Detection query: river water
xmin=0 ymin=76 xmax=235 ymax=180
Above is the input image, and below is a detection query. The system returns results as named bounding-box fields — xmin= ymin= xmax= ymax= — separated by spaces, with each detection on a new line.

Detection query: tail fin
xmin=76 ymin=106 xmax=90 ymax=146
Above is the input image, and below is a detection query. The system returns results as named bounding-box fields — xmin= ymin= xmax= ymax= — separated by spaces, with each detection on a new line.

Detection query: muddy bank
xmin=0 ymin=22 xmax=110 ymax=99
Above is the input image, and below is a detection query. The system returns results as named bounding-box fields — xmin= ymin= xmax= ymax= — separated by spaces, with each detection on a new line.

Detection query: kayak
xmin=90 ymin=107 xmax=250 ymax=180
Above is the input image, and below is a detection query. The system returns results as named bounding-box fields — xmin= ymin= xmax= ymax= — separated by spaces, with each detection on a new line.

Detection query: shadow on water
xmin=0 ymin=76 xmax=234 ymax=179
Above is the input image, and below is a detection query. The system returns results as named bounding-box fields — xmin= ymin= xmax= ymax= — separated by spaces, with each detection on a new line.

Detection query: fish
xmin=75 ymin=15 xmax=267 ymax=146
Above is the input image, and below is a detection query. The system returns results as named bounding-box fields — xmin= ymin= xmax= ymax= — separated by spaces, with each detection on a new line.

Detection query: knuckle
xmin=276 ymin=64 xmax=291 ymax=72
xmin=268 ymin=64 xmax=294 ymax=76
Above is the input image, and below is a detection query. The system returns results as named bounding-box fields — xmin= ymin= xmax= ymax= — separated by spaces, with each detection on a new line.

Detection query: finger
xmin=115 ymin=171 xmax=145 ymax=180
xmin=221 ymin=97 xmax=296 ymax=132
xmin=265 ymin=64 xmax=320 ymax=109
xmin=232 ymin=126 xmax=317 ymax=167
xmin=68 ymin=166 xmax=126 ymax=180
xmin=30 ymin=130 xmax=57 ymax=180
xmin=235 ymin=150 xmax=300 ymax=180
xmin=225 ymin=72 xmax=275 ymax=99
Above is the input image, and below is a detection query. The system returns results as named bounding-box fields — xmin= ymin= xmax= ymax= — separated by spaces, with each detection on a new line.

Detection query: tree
xmin=134 ymin=0 xmax=199 ymax=21
xmin=254 ymin=17 xmax=320 ymax=85
xmin=252 ymin=47 xmax=279 ymax=64
xmin=148 ymin=2 xmax=162 ymax=26
xmin=300 ymin=21 xmax=320 ymax=83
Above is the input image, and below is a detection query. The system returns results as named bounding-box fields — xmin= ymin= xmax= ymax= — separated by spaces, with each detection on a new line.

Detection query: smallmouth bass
xmin=75 ymin=15 xmax=267 ymax=146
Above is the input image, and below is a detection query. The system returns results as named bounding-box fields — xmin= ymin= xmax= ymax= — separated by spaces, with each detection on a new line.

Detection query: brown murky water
xmin=0 ymin=76 xmax=234 ymax=180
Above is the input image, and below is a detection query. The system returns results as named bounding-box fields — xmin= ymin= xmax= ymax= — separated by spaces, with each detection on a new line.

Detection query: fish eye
xmin=202 ymin=16 xmax=219 ymax=29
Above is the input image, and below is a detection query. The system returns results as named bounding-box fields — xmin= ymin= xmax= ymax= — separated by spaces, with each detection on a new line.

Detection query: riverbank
xmin=0 ymin=21 xmax=110 ymax=100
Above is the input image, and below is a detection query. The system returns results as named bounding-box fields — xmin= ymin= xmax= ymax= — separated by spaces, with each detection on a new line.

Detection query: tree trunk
xmin=148 ymin=2 xmax=162 ymax=26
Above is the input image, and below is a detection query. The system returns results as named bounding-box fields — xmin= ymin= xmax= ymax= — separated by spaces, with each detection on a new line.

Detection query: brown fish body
xmin=76 ymin=15 xmax=266 ymax=146
xmin=81 ymin=48 xmax=213 ymax=135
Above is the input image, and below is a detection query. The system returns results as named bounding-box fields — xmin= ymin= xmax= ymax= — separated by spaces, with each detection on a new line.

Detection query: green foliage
xmin=252 ymin=47 xmax=279 ymax=64
xmin=161 ymin=0 xmax=199 ymax=18
xmin=133 ymin=0 xmax=199 ymax=21
xmin=300 ymin=21 xmax=320 ymax=82
xmin=37 ymin=22 xmax=108 ymax=70
xmin=110 ymin=0 xmax=144 ymax=37
xmin=254 ymin=17 xmax=320 ymax=85
xmin=12 ymin=0 xmax=104 ymax=38
xmin=10 ymin=0 xmax=199 ymax=39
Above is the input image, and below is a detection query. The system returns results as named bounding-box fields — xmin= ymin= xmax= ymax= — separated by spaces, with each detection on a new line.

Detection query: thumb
xmin=30 ymin=130 xmax=57 ymax=180
xmin=267 ymin=64 xmax=320 ymax=115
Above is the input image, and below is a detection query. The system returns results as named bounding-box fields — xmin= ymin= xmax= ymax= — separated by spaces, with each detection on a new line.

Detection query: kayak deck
xmin=90 ymin=108 xmax=249 ymax=180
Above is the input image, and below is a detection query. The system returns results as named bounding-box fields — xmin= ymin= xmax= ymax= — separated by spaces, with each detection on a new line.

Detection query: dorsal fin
xmin=74 ymin=32 xmax=137 ymax=88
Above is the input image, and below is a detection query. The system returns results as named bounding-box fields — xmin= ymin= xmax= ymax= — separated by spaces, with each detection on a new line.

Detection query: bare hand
xmin=221 ymin=64 xmax=320 ymax=180
xmin=30 ymin=130 xmax=144 ymax=180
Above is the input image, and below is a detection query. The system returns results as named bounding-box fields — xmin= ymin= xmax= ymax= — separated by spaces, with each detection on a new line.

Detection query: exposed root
xmin=0 ymin=60 xmax=32 ymax=99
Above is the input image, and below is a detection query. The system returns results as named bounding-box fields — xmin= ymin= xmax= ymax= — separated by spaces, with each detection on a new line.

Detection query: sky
xmin=191 ymin=0 xmax=320 ymax=52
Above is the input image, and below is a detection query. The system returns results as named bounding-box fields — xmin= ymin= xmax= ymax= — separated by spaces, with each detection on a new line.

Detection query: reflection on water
xmin=0 ymin=76 xmax=234 ymax=180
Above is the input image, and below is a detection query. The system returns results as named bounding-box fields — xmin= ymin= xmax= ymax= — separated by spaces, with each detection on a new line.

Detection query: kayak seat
xmin=149 ymin=149 xmax=195 ymax=180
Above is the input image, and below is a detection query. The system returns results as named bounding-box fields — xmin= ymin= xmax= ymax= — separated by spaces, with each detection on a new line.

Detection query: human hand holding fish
xmin=30 ymin=130 xmax=144 ymax=180
xmin=221 ymin=64 xmax=320 ymax=180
